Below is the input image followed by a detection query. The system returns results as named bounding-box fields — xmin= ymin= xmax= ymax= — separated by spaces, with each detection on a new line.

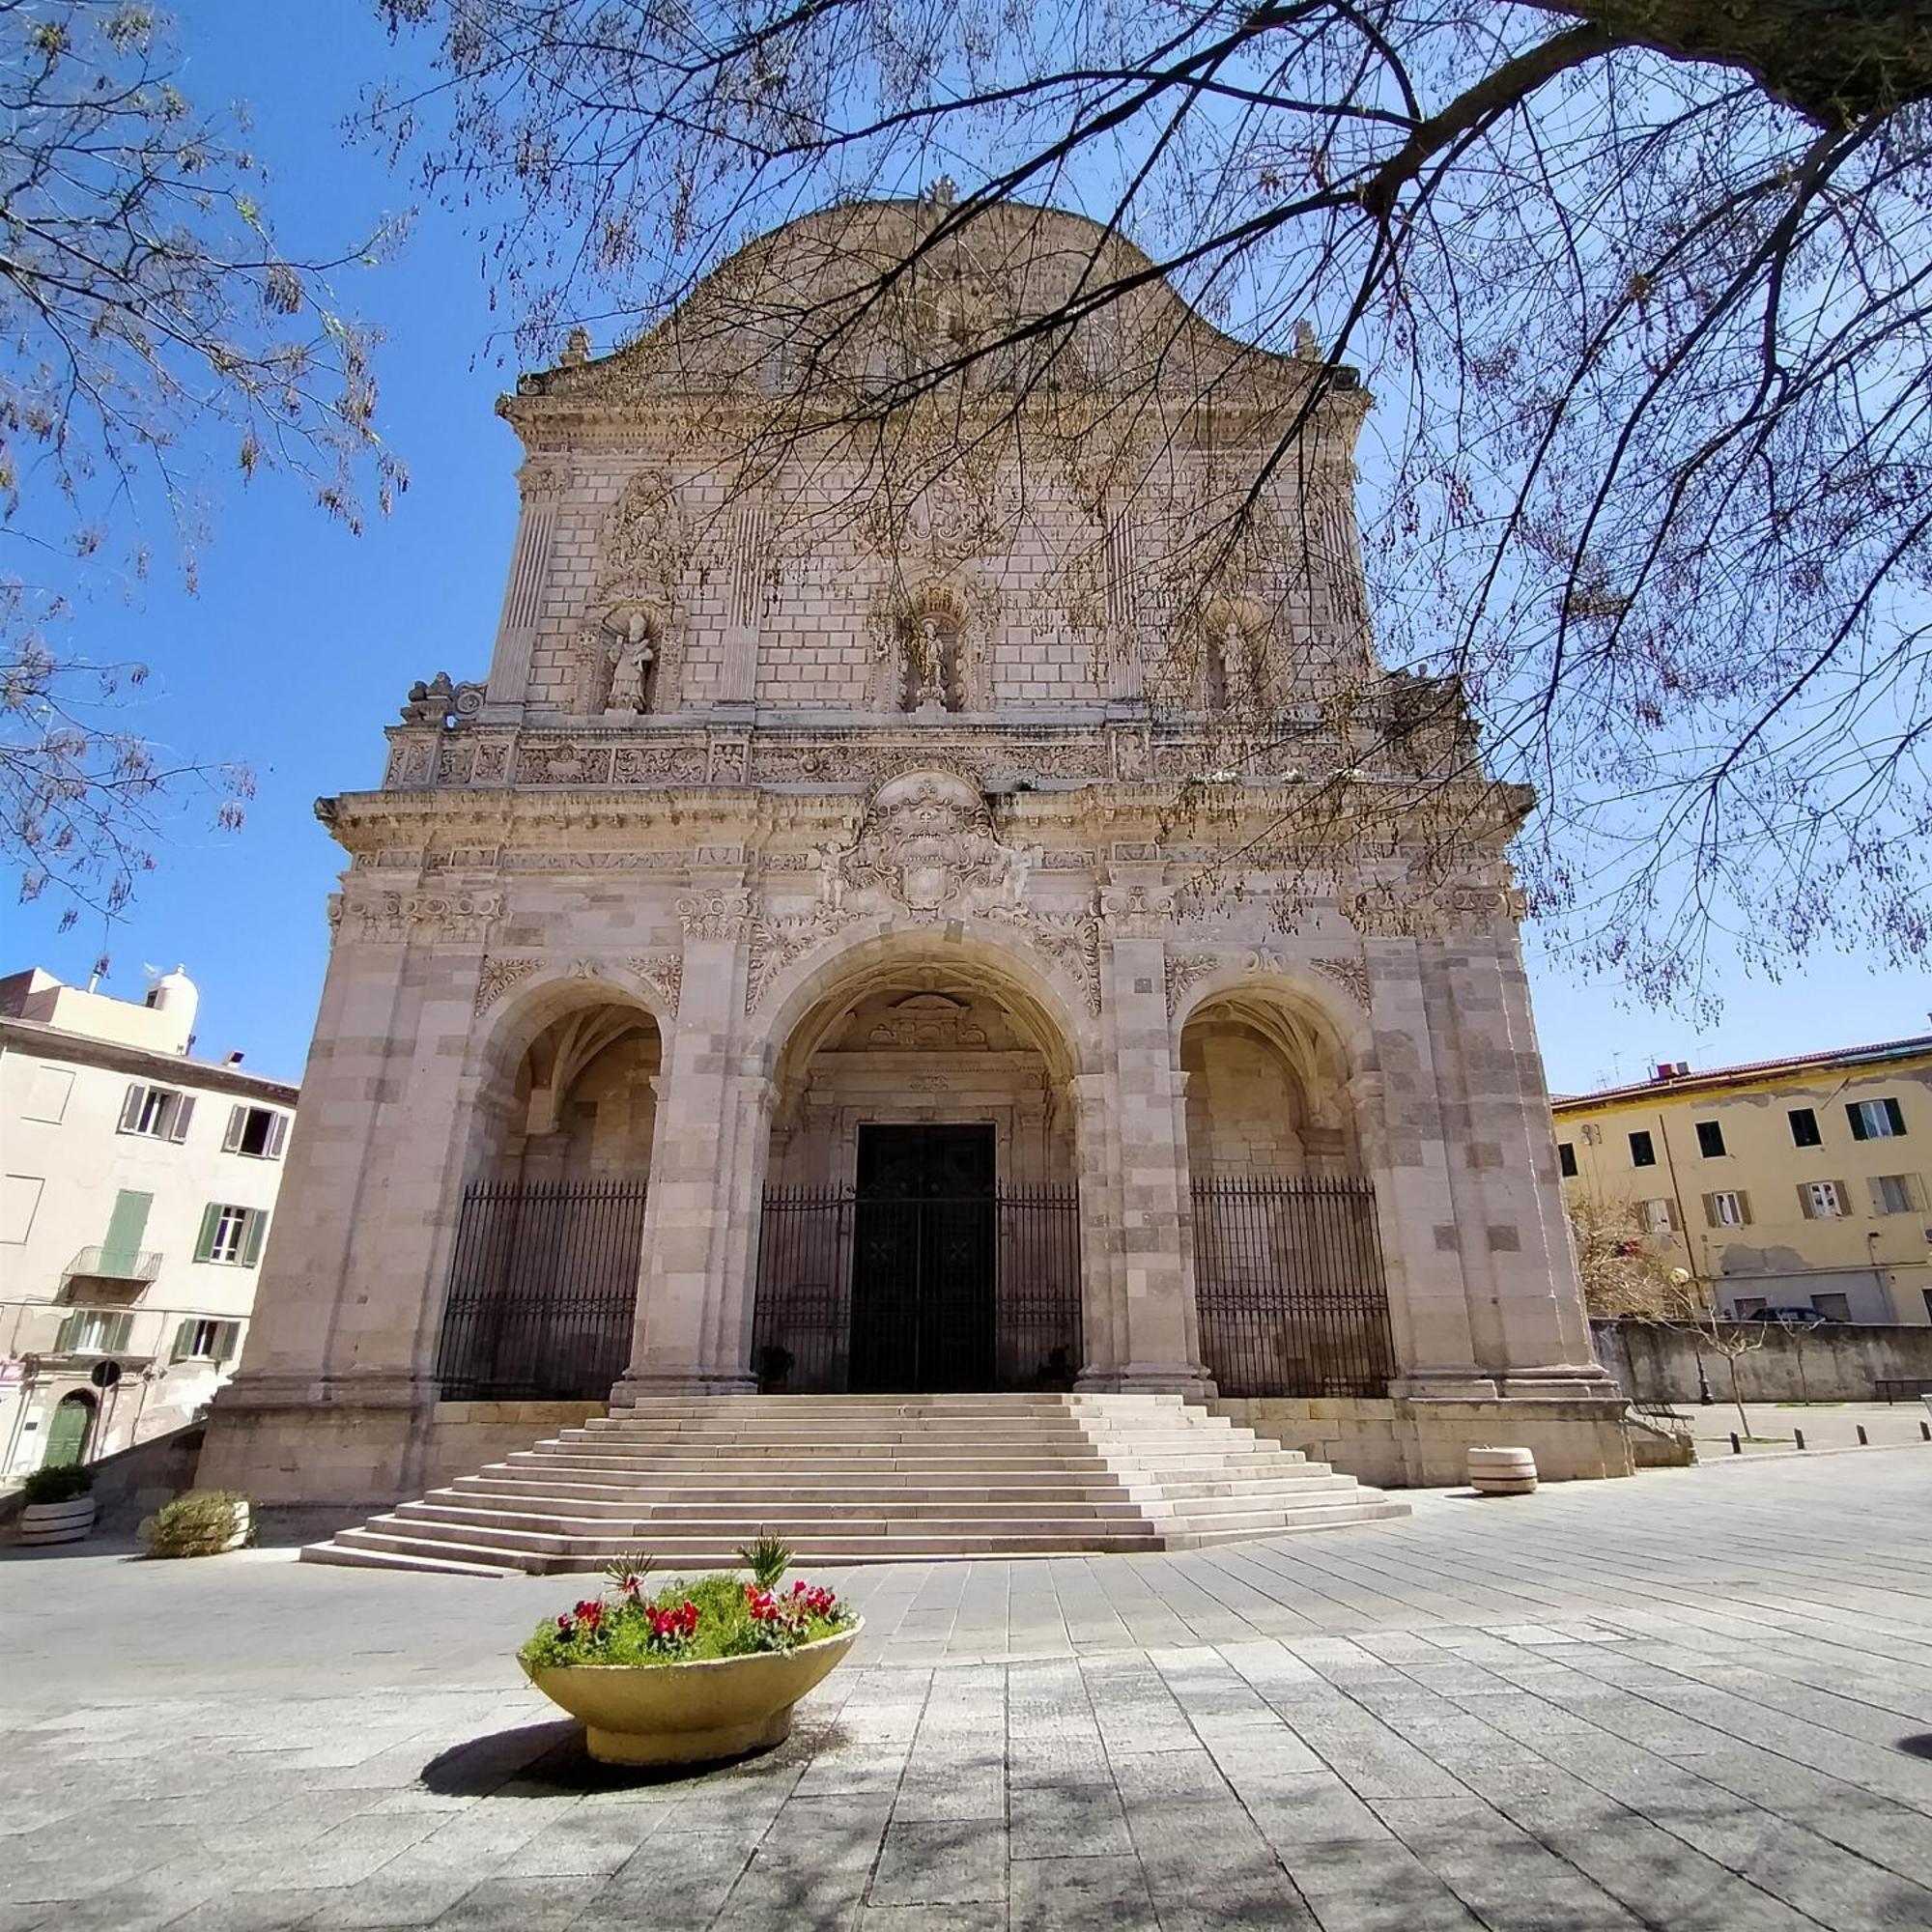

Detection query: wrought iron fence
xmin=434 ymin=1178 xmax=648 ymax=1401
xmin=1190 ymin=1174 xmax=1396 ymax=1397
xmin=753 ymin=1183 xmax=1081 ymax=1393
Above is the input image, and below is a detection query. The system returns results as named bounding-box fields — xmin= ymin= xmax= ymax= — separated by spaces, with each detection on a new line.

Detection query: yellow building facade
xmin=1554 ymin=1036 xmax=1932 ymax=1324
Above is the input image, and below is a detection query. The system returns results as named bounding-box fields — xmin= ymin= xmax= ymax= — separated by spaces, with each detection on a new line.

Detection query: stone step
xmin=300 ymin=1395 xmax=1409 ymax=1572
xmin=296 ymin=1539 xmax=512 ymax=1579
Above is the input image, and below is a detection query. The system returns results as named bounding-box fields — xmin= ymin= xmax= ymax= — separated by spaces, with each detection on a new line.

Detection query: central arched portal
xmin=753 ymin=950 xmax=1082 ymax=1394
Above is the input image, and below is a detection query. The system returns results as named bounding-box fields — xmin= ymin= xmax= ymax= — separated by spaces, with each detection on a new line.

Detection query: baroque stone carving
xmin=384 ymin=738 xmax=434 ymax=787
xmin=676 ymin=888 xmax=754 ymax=940
xmin=515 ymin=742 xmax=615 ymax=786
xmin=814 ymin=770 xmax=1035 ymax=921
xmin=598 ymin=474 xmax=692 ymax=605
xmin=1340 ymin=878 xmax=1524 ymax=939
xmin=343 ymin=890 xmax=503 ymax=946
xmin=1097 ymin=884 xmax=1179 ymax=937
xmin=611 ymin=743 xmax=708 ymax=786
xmin=398 ymin=672 xmax=486 ymax=727
xmin=744 ymin=908 xmax=860 ymax=1012
xmin=1165 ymin=953 xmax=1220 ymax=1016
xmin=867 ymin=994 xmax=989 ymax=1051
xmin=473 ymin=956 xmax=541 ymax=1015
xmin=628 ymin=954 xmax=683 ymax=1018
xmin=1310 ymin=955 xmax=1372 ymax=1009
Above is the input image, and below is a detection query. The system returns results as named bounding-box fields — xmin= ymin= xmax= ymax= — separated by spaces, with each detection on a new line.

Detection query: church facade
xmin=200 ymin=200 xmax=1627 ymax=1514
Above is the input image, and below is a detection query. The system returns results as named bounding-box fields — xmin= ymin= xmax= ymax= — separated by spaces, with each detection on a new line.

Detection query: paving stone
xmin=870 ymin=1819 xmax=1009 ymax=1905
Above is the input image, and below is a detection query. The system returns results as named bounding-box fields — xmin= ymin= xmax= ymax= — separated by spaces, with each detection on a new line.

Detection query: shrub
xmin=141 ymin=1490 xmax=252 ymax=1558
xmin=520 ymin=1568 xmax=852 ymax=1672
xmin=19 ymin=1463 xmax=93 ymax=1505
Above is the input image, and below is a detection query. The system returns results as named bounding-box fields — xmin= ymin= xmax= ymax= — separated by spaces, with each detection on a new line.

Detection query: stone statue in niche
xmin=900 ymin=611 xmax=965 ymax=715
xmin=1201 ymin=602 xmax=1267 ymax=715
xmin=601 ymin=608 xmax=660 ymax=716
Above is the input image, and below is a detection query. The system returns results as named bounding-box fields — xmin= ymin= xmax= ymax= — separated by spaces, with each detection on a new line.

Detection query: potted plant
xmin=15 ymin=1463 xmax=96 ymax=1545
xmin=519 ymin=1537 xmax=862 ymax=1766
xmin=140 ymin=1490 xmax=254 ymax=1557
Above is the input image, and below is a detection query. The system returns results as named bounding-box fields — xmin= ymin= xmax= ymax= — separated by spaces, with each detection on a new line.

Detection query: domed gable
xmin=506 ymin=198 xmax=1360 ymax=424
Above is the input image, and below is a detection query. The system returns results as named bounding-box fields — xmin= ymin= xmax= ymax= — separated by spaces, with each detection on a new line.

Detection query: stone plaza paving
xmin=4 ymin=1449 xmax=1932 ymax=1930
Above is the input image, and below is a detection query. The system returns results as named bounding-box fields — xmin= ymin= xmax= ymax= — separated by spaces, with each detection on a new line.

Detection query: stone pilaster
xmin=483 ymin=457 xmax=562 ymax=715
xmin=1358 ymin=936 xmax=1492 ymax=1396
xmin=611 ymin=874 xmax=761 ymax=1396
xmin=1091 ymin=933 xmax=1213 ymax=1395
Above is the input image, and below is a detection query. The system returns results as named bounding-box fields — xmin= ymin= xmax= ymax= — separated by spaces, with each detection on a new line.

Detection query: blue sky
xmin=0 ymin=3 xmax=1923 ymax=1092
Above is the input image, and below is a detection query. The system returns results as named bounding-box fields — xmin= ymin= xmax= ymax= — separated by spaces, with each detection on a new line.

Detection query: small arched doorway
xmin=754 ymin=949 xmax=1081 ymax=1393
xmin=1179 ymin=987 xmax=1394 ymax=1397
xmin=42 ymin=1390 xmax=96 ymax=1468
xmin=435 ymin=991 xmax=666 ymax=1401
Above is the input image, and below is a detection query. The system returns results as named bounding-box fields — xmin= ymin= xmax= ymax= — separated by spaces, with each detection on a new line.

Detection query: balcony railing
xmin=61 ymin=1246 xmax=163 ymax=1289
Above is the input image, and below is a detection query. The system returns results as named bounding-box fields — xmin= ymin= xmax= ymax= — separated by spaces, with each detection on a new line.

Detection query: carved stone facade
xmin=201 ymin=200 xmax=1619 ymax=1515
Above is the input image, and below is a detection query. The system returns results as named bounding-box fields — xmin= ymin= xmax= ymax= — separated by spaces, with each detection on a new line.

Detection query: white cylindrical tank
xmin=145 ymin=963 xmax=199 ymax=1052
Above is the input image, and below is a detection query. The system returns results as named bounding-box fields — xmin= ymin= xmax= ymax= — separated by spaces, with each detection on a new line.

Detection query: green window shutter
xmin=55 ymin=1313 xmax=77 ymax=1352
xmin=171 ymin=1319 xmax=194 ymax=1363
xmin=1848 ymin=1103 xmax=1869 ymax=1141
xmin=193 ymin=1202 xmax=222 ymax=1262
xmin=240 ymin=1209 xmax=270 ymax=1267
xmin=1886 ymin=1097 xmax=1907 ymax=1135
xmin=216 ymin=1321 xmax=242 ymax=1362
xmin=99 ymin=1190 xmax=153 ymax=1275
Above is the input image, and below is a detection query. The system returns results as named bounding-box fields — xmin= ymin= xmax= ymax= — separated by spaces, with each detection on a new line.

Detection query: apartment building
xmin=0 ymin=966 xmax=298 ymax=1476
xmin=1554 ymin=1035 xmax=1932 ymax=1322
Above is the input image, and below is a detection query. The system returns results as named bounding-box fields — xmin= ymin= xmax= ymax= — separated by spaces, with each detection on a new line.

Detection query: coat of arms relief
xmin=742 ymin=769 xmax=1100 ymax=1015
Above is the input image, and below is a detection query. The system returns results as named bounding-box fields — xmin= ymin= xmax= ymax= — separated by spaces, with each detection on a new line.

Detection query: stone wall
xmin=1212 ymin=1395 xmax=1634 ymax=1487
xmin=1594 ymin=1318 xmax=1932 ymax=1405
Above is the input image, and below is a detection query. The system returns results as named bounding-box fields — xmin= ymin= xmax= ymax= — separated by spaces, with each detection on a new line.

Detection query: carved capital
xmin=676 ymin=889 xmax=754 ymax=941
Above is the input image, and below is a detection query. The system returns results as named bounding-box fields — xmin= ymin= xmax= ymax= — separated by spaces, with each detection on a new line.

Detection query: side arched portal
xmin=1179 ymin=982 xmax=1396 ymax=1398
xmin=435 ymin=982 xmax=667 ymax=1402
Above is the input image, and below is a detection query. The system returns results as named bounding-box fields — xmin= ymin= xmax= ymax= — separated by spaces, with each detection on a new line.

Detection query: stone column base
xmin=1077 ymin=1360 xmax=1218 ymax=1399
xmin=196 ymin=1372 xmax=437 ymax=1509
xmin=609 ymin=1369 xmax=759 ymax=1403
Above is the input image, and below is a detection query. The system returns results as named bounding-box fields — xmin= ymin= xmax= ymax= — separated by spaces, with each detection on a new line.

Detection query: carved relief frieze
xmin=1340 ymin=878 xmax=1524 ymax=939
xmin=341 ymin=889 xmax=503 ymax=946
xmin=598 ymin=473 xmax=693 ymax=605
xmin=707 ymin=736 xmax=751 ymax=784
xmin=503 ymin=850 xmax=689 ymax=871
xmin=611 ymin=743 xmax=707 ymax=785
xmin=384 ymin=736 xmax=435 ymax=788
xmin=473 ymin=955 xmax=541 ymax=1015
xmin=515 ymin=742 xmax=615 ymax=786
xmin=867 ymin=994 xmax=989 ymax=1050
xmin=1040 ymin=850 xmax=1096 ymax=870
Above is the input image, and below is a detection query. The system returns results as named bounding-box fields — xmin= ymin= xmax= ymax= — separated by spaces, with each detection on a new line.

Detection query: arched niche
xmin=1179 ymin=984 xmax=1361 ymax=1179
xmin=468 ymin=979 xmax=668 ymax=1185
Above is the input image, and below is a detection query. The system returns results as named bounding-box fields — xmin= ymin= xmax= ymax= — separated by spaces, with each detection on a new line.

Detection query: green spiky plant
xmin=738 ymin=1533 xmax=792 ymax=1589
xmin=603 ymin=1549 xmax=655 ymax=1594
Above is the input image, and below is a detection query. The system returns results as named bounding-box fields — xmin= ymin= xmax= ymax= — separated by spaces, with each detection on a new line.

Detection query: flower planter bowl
xmin=525 ymin=1620 xmax=863 ymax=1767
xmin=1468 ymin=1446 xmax=1538 ymax=1495
xmin=17 ymin=1496 xmax=96 ymax=1546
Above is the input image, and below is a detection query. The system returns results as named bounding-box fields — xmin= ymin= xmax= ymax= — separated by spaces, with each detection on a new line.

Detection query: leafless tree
xmin=373 ymin=0 xmax=1932 ymax=994
xmin=1 ymin=1 xmax=402 ymax=924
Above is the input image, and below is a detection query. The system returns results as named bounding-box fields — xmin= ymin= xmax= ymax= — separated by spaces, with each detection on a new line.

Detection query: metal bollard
xmin=1795 ymin=1429 xmax=1806 ymax=1450
xmin=1857 ymin=1425 xmax=1868 ymax=1445
xmin=1922 ymin=1421 xmax=1930 ymax=1442
xmin=1730 ymin=1433 xmax=1742 ymax=1455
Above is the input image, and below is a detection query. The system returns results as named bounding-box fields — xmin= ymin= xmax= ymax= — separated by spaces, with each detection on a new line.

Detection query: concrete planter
xmin=17 ymin=1496 xmax=96 ymax=1546
xmin=525 ymin=1621 xmax=863 ymax=1766
xmin=1468 ymin=1446 xmax=1538 ymax=1495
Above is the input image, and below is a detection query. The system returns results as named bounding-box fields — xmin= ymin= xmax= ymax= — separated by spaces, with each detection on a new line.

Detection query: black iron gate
xmin=752 ymin=1183 xmax=1081 ymax=1393
xmin=1190 ymin=1175 xmax=1396 ymax=1396
xmin=434 ymin=1178 xmax=648 ymax=1400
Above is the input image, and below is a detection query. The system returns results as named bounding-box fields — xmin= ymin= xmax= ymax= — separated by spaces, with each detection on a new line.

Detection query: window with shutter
xmin=240 ymin=1208 xmax=269 ymax=1267
xmin=1788 ymin=1107 xmax=1821 ymax=1148
xmin=1872 ymin=1174 xmax=1922 ymax=1214
xmin=222 ymin=1105 xmax=246 ymax=1153
xmin=1706 ymin=1190 xmax=1748 ymax=1227
xmin=1848 ymin=1096 xmax=1907 ymax=1140
xmin=1800 ymin=1180 xmax=1845 ymax=1219
xmin=99 ymin=1190 xmax=153 ymax=1274
xmin=118 ymin=1084 xmax=147 ymax=1132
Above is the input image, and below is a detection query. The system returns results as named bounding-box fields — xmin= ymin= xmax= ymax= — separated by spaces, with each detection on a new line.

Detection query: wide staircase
xmin=299 ymin=1394 xmax=1408 ymax=1577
